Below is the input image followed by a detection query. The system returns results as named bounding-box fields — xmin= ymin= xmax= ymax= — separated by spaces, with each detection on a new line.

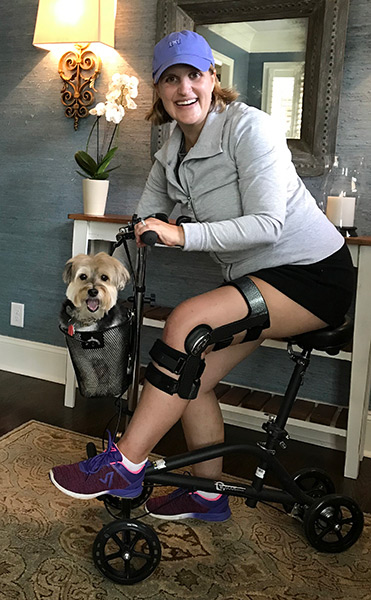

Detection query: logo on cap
xmin=169 ymin=39 xmax=181 ymax=48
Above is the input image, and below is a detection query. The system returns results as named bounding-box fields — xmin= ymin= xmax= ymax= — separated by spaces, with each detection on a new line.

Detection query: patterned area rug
xmin=1 ymin=421 xmax=370 ymax=600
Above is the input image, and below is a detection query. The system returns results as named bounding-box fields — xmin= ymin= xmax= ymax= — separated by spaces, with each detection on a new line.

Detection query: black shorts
xmin=229 ymin=243 xmax=355 ymax=328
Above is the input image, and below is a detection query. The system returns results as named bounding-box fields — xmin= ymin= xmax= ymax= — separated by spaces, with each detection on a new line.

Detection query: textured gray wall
xmin=0 ymin=0 xmax=368 ymax=405
xmin=0 ymin=0 xmax=157 ymax=346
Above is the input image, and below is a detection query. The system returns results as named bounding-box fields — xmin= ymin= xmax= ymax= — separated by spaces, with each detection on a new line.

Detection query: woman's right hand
xmin=134 ymin=217 xmax=185 ymax=247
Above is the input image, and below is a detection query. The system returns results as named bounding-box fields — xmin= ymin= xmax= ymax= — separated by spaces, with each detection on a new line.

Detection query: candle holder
xmin=325 ymin=156 xmax=364 ymax=237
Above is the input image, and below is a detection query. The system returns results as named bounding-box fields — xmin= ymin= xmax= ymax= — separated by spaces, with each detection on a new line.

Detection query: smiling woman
xmin=50 ymin=28 xmax=354 ymax=527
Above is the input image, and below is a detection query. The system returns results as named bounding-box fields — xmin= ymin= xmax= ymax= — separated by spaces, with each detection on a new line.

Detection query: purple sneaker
xmin=145 ymin=488 xmax=231 ymax=522
xmin=49 ymin=433 xmax=147 ymax=500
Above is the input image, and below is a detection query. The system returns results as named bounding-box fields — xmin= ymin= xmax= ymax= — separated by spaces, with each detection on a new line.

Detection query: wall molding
xmin=0 ymin=335 xmax=67 ymax=385
xmin=1 ymin=334 xmax=371 ymax=459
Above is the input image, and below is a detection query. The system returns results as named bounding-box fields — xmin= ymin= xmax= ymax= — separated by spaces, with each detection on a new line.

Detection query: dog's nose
xmin=88 ymin=288 xmax=99 ymax=297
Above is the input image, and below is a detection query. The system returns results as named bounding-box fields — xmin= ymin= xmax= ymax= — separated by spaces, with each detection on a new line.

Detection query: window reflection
xmin=197 ymin=18 xmax=308 ymax=139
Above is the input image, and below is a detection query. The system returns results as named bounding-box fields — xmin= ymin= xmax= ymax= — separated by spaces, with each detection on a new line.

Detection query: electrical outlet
xmin=10 ymin=302 xmax=24 ymax=327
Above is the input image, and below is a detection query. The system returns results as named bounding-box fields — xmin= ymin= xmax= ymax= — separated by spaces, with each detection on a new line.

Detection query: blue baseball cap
xmin=152 ymin=30 xmax=215 ymax=83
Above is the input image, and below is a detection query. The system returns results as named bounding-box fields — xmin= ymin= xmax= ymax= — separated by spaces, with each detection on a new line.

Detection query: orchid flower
xmin=105 ymin=102 xmax=125 ymax=124
xmin=75 ymin=72 xmax=139 ymax=180
xmin=89 ymin=102 xmax=106 ymax=116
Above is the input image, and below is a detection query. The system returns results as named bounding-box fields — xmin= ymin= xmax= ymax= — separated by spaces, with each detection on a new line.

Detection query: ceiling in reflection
xmin=204 ymin=19 xmax=308 ymax=53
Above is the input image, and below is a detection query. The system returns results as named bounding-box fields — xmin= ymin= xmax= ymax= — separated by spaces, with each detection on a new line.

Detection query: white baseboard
xmin=1 ymin=334 xmax=371 ymax=457
xmin=0 ymin=335 xmax=67 ymax=384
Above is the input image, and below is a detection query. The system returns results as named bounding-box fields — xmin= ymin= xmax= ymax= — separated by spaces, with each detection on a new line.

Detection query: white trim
xmin=364 ymin=412 xmax=371 ymax=459
xmin=0 ymin=334 xmax=67 ymax=384
xmin=212 ymin=49 xmax=234 ymax=88
xmin=0 ymin=334 xmax=370 ymax=458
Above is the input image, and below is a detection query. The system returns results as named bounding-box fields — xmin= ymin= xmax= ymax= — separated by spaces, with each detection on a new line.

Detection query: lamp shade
xmin=33 ymin=0 xmax=116 ymax=50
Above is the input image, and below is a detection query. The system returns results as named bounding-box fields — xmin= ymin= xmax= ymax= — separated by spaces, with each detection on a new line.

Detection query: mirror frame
xmin=152 ymin=0 xmax=350 ymax=177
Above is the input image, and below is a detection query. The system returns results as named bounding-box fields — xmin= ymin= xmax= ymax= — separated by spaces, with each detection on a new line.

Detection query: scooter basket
xmin=60 ymin=306 xmax=133 ymax=398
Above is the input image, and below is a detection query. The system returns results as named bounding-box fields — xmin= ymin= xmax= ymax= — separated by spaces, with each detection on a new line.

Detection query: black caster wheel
xmin=304 ymin=493 xmax=364 ymax=553
xmin=86 ymin=442 xmax=98 ymax=458
xmin=102 ymin=484 xmax=154 ymax=519
xmin=93 ymin=519 xmax=161 ymax=584
xmin=284 ymin=467 xmax=335 ymax=516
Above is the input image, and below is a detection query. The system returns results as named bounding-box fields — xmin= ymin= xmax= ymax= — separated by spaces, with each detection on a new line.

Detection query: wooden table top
xmin=68 ymin=214 xmax=371 ymax=245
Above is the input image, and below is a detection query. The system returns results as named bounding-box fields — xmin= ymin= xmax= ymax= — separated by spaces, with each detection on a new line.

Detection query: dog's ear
xmin=112 ymin=257 xmax=130 ymax=290
xmin=63 ymin=258 xmax=75 ymax=284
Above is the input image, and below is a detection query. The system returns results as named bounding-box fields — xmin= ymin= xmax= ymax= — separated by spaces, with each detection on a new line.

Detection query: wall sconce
xmin=33 ymin=0 xmax=116 ymax=130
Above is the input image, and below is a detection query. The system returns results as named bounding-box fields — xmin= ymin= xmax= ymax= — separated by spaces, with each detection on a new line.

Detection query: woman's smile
xmin=175 ymin=98 xmax=198 ymax=107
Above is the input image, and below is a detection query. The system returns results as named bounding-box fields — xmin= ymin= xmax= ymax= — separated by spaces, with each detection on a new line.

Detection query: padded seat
xmin=287 ymin=315 xmax=353 ymax=355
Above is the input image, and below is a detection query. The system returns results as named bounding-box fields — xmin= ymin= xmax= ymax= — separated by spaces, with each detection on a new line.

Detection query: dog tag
xmin=68 ymin=324 xmax=75 ymax=336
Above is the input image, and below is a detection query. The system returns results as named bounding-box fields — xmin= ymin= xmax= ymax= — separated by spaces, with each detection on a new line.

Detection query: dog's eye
xmin=101 ymin=274 xmax=109 ymax=282
xmin=79 ymin=274 xmax=88 ymax=280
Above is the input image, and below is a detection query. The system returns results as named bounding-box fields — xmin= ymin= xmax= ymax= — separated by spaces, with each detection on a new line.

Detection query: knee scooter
xmin=76 ymin=215 xmax=364 ymax=585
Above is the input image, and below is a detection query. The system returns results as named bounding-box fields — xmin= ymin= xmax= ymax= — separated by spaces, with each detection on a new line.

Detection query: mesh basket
xmin=60 ymin=307 xmax=133 ymax=398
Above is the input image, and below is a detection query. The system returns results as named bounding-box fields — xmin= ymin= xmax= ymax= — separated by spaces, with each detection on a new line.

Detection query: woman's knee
xmin=162 ymin=298 xmax=201 ymax=351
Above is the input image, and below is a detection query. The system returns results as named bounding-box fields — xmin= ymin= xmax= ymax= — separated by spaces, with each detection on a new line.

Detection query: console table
xmin=64 ymin=213 xmax=371 ymax=480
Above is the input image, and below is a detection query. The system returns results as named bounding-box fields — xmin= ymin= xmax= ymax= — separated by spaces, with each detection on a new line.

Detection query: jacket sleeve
xmin=182 ymin=109 xmax=294 ymax=252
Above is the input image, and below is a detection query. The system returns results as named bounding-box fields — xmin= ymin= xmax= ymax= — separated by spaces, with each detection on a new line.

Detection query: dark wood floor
xmin=1 ymin=369 xmax=370 ymax=513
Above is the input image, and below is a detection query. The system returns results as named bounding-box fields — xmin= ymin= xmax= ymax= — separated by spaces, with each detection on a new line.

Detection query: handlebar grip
xmin=140 ymin=229 xmax=158 ymax=246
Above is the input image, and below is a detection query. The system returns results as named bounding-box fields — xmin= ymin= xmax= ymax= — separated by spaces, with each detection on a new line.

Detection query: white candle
xmin=326 ymin=196 xmax=356 ymax=227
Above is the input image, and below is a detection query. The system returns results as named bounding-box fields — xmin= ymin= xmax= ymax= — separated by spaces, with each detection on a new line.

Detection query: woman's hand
xmin=134 ymin=217 xmax=185 ymax=247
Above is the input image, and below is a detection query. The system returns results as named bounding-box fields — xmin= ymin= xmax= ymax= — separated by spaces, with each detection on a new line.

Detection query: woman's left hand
xmin=134 ymin=217 xmax=185 ymax=248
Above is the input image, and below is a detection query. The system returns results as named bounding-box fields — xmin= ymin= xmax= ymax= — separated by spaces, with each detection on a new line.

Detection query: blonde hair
xmin=145 ymin=68 xmax=239 ymax=126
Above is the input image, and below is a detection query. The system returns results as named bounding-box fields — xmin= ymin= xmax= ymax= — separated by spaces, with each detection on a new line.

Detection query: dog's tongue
xmin=86 ymin=298 xmax=99 ymax=312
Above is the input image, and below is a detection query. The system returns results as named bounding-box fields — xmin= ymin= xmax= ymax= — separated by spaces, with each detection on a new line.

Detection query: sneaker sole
xmin=49 ymin=470 xmax=143 ymax=500
xmin=145 ymin=506 xmax=231 ymax=522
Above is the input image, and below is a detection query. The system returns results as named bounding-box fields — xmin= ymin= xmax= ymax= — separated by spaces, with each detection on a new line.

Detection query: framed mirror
xmin=152 ymin=0 xmax=350 ymax=177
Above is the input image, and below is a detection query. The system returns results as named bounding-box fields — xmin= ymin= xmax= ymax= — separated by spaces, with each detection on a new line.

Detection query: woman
xmin=50 ymin=31 xmax=354 ymax=522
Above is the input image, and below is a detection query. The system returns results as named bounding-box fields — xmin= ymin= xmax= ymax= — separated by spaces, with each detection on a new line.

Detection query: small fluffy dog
xmin=61 ymin=252 xmax=130 ymax=330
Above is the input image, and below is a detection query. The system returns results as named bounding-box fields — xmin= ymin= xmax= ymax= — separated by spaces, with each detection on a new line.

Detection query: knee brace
xmin=145 ymin=338 xmax=206 ymax=400
xmin=145 ymin=279 xmax=269 ymax=399
xmin=209 ymin=277 xmax=270 ymax=351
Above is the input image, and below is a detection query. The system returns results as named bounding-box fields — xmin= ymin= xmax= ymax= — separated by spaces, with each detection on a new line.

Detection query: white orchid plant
xmin=75 ymin=73 xmax=139 ymax=180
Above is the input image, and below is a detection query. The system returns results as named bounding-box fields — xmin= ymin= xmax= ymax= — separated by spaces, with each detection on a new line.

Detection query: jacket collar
xmin=154 ymin=106 xmax=228 ymax=168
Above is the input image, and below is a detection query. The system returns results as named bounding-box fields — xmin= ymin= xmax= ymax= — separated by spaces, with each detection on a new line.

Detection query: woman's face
xmin=156 ymin=64 xmax=215 ymax=132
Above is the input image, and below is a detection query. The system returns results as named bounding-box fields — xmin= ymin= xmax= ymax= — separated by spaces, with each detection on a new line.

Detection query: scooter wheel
xmin=93 ymin=519 xmax=161 ymax=584
xmin=304 ymin=493 xmax=364 ymax=553
xmin=283 ymin=467 xmax=335 ymax=516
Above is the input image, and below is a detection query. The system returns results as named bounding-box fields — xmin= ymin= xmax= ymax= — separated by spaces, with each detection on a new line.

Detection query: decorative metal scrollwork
xmin=58 ymin=44 xmax=101 ymax=130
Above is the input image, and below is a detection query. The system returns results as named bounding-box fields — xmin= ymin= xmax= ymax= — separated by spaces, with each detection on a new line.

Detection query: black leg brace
xmin=145 ymin=340 xmax=206 ymax=400
xmin=145 ymin=278 xmax=270 ymax=400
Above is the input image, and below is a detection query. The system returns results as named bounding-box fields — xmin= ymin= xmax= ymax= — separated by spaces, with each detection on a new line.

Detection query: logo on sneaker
xmin=99 ymin=471 xmax=114 ymax=488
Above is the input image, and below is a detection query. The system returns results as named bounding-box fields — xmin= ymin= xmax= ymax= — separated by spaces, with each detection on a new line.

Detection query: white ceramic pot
xmin=82 ymin=179 xmax=109 ymax=216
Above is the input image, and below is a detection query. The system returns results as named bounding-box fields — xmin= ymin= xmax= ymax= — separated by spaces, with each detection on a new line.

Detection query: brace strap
xmin=146 ymin=339 xmax=206 ymax=400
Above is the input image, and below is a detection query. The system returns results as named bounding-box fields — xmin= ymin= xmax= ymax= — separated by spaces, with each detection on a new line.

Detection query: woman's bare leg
xmin=117 ymin=278 xmax=327 ymax=478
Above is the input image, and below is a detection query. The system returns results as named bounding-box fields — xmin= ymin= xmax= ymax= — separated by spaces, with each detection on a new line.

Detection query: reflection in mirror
xmin=197 ymin=19 xmax=308 ymax=139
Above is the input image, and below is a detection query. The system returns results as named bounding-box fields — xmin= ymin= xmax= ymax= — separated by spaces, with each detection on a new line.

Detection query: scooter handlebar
xmin=139 ymin=212 xmax=169 ymax=246
xmin=140 ymin=229 xmax=158 ymax=246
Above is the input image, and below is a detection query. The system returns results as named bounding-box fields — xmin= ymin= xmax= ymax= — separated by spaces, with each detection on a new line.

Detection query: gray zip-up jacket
xmin=136 ymin=102 xmax=344 ymax=281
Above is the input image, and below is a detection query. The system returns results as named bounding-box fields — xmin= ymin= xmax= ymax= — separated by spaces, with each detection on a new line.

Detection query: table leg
xmin=344 ymin=246 xmax=371 ymax=478
xmin=63 ymin=220 xmax=90 ymax=407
